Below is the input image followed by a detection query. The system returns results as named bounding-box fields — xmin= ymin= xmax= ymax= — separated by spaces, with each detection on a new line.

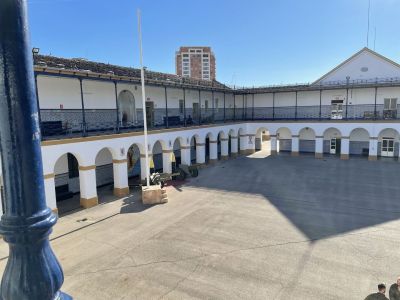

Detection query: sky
xmin=27 ymin=0 xmax=400 ymax=87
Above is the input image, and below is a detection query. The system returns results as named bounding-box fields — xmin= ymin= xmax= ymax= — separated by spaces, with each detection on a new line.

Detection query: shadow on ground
xmin=185 ymin=153 xmax=400 ymax=241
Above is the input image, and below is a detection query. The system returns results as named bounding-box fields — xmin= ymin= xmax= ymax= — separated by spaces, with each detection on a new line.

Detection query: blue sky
xmin=27 ymin=0 xmax=400 ymax=86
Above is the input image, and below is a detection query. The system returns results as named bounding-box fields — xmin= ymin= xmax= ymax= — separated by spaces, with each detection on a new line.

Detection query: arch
xmin=276 ymin=127 xmax=292 ymax=153
xmin=349 ymin=128 xmax=370 ymax=157
xmin=228 ymin=128 xmax=237 ymax=155
xmin=173 ymin=137 xmax=185 ymax=167
xmin=152 ymin=141 xmax=164 ymax=172
xmin=95 ymin=148 xmax=114 ymax=201
xmin=127 ymin=143 xmax=141 ymax=183
xmin=323 ymin=127 xmax=342 ymax=155
xmin=217 ymin=131 xmax=226 ymax=159
xmin=378 ymin=128 xmax=400 ymax=158
xmin=190 ymin=134 xmax=200 ymax=163
xmin=53 ymin=152 xmax=81 ymax=214
xmin=118 ymin=90 xmax=136 ymax=125
xmin=255 ymin=127 xmax=270 ymax=152
xmin=205 ymin=132 xmax=214 ymax=162
xmin=298 ymin=127 xmax=316 ymax=153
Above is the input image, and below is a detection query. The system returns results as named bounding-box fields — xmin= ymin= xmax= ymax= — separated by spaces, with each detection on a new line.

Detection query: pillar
xmin=209 ymin=140 xmax=218 ymax=163
xmin=368 ymin=137 xmax=378 ymax=161
xmin=231 ymin=136 xmax=238 ymax=157
xmin=43 ymin=173 xmax=57 ymax=213
xmin=239 ymin=134 xmax=248 ymax=155
xmin=196 ymin=143 xmax=206 ymax=164
xmin=79 ymin=165 xmax=99 ymax=208
xmin=270 ymin=135 xmax=277 ymax=155
xmin=340 ymin=137 xmax=350 ymax=160
xmin=0 ymin=1 xmax=70 ymax=297
xmin=113 ymin=159 xmax=129 ymax=197
xmin=140 ymin=154 xmax=152 ymax=181
xmin=220 ymin=138 xmax=229 ymax=159
xmin=180 ymin=146 xmax=192 ymax=165
xmin=315 ymin=136 xmax=323 ymax=159
xmin=162 ymin=149 xmax=173 ymax=173
xmin=291 ymin=135 xmax=299 ymax=156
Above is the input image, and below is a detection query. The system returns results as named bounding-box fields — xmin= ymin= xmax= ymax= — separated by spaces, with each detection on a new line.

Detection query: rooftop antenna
xmin=137 ymin=9 xmax=150 ymax=187
xmin=373 ymin=27 xmax=377 ymax=51
xmin=366 ymin=0 xmax=371 ymax=47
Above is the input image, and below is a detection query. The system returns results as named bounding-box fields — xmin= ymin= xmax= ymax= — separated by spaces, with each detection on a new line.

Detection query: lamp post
xmin=0 ymin=1 xmax=71 ymax=299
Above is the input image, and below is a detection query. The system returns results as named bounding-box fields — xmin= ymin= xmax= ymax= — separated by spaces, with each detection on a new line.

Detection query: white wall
xmin=38 ymin=76 xmax=81 ymax=109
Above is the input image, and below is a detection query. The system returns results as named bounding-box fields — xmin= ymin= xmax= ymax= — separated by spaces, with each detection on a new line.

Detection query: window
xmin=179 ymin=99 xmax=184 ymax=114
xmin=203 ymin=54 xmax=209 ymax=57
xmin=68 ymin=153 xmax=79 ymax=179
xmin=384 ymin=98 xmax=397 ymax=110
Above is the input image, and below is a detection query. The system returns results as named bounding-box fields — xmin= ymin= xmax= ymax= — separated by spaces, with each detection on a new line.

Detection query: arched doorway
xmin=299 ymin=127 xmax=316 ymax=154
xmin=152 ymin=141 xmax=163 ymax=172
xmin=118 ymin=90 xmax=136 ymax=127
xmin=173 ymin=137 xmax=184 ymax=169
xmin=205 ymin=133 xmax=213 ymax=162
xmin=255 ymin=127 xmax=270 ymax=152
xmin=349 ymin=128 xmax=370 ymax=157
xmin=95 ymin=148 xmax=114 ymax=202
xmin=276 ymin=127 xmax=292 ymax=153
xmin=378 ymin=128 xmax=400 ymax=158
xmin=127 ymin=144 xmax=141 ymax=184
xmin=54 ymin=153 xmax=81 ymax=215
xmin=190 ymin=136 xmax=197 ymax=164
xmin=323 ymin=128 xmax=342 ymax=155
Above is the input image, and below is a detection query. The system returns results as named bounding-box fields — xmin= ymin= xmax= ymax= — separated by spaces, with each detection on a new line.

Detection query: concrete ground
xmin=1 ymin=151 xmax=400 ymax=299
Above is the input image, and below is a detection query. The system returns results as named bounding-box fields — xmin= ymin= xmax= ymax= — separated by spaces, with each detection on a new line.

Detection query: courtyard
xmin=1 ymin=153 xmax=400 ymax=299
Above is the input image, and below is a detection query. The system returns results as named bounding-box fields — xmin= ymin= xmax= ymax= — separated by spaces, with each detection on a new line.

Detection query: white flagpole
xmin=137 ymin=9 xmax=150 ymax=187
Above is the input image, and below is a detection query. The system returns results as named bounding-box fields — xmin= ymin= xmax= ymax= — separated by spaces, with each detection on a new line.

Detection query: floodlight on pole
xmin=137 ymin=9 xmax=150 ymax=187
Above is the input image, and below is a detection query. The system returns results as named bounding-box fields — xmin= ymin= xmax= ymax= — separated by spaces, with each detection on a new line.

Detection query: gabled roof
xmin=312 ymin=47 xmax=400 ymax=85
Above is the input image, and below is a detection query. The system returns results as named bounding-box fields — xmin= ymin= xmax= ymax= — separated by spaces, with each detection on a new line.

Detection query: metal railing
xmin=40 ymin=104 xmax=400 ymax=140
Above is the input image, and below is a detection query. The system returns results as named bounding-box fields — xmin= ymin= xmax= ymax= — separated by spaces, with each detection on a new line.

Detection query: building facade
xmin=176 ymin=46 xmax=216 ymax=80
xmin=1 ymin=47 xmax=400 ymax=215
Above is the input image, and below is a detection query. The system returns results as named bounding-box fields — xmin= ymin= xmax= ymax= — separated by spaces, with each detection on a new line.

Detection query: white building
xmin=1 ymin=47 xmax=399 ymax=215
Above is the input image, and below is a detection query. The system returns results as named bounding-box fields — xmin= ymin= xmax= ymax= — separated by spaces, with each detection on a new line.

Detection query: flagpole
xmin=137 ymin=9 xmax=150 ymax=187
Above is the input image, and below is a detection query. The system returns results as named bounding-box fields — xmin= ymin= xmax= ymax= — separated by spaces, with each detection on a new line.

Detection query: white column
xmin=79 ymin=166 xmax=98 ymax=208
xmin=221 ymin=138 xmax=229 ymax=159
xmin=180 ymin=146 xmax=191 ymax=165
xmin=196 ymin=143 xmax=206 ymax=164
xmin=162 ymin=150 xmax=172 ymax=173
xmin=113 ymin=159 xmax=129 ymax=197
xmin=291 ymin=135 xmax=299 ymax=156
xmin=368 ymin=137 xmax=378 ymax=161
xmin=315 ymin=136 xmax=323 ymax=158
xmin=247 ymin=134 xmax=256 ymax=154
xmin=270 ymin=135 xmax=277 ymax=155
xmin=209 ymin=140 xmax=218 ymax=162
xmin=44 ymin=175 xmax=57 ymax=212
xmin=231 ymin=136 xmax=238 ymax=157
xmin=340 ymin=137 xmax=350 ymax=160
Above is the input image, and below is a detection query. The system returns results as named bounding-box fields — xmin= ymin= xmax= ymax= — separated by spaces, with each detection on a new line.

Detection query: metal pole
xmin=233 ymin=94 xmax=236 ymax=120
xmin=79 ymin=78 xmax=87 ymax=136
xmin=0 ymin=1 xmax=71 ymax=299
xmin=34 ymin=73 xmax=42 ymax=128
xmin=272 ymin=92 xmax=275 ymax=120
xmin=183 ymin=88 xmax=186 ymax=126
xmin=374 ymin=86 xmax=377 ymax=120
xmin=198 ymin=90 xmax=201 ymax=125
xmin=223 ymin=92 xmax=226 ymax=123
xmin=252 ymin=93 xmax=254 ymax=120
xmin=114 ymin=81 xmax=120 ymax=133
xmin=137 ymin=10 xmax=150 ymax=187
xmin=242 ymin=94 xmax=245 ymax=120
xmin=295 ymin=91 xmax=298 ymax=120
xmin=319 ymin=89 xmax=322 ymax=120
xmin=164 ymin=86 xmax=169 ymax=128
xmin=212 ymin=90 xmax=215 ymax=123
xmin=345 ymin=88 xmax=349 ymax=120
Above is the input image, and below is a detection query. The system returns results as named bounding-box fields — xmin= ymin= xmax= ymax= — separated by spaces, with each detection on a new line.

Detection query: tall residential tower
xmin=175 ymin=46 xmax=216 ymax=80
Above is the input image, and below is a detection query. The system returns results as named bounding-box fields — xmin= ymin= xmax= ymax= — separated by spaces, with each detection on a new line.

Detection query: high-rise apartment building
xmin=175 ymin=46 xmax=216 ymax=81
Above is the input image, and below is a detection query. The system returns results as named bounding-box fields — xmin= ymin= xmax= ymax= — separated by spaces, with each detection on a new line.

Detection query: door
xmin=146 ymin=101 xmax=154 ymax=128
xmin=381 ymin=138 xmax=395 ymax=157
xmin=331 ymin=100 xmax=343 ymax=119
xmin=330 ymin=138 xmax=341 ymax=154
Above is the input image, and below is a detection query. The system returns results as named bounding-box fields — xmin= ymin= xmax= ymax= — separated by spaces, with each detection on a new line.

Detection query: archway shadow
xmin=184 ymin=153 xmax=400 ymax=241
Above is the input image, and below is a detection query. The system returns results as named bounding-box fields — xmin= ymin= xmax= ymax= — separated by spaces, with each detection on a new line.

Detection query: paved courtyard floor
xmin=1 ymin=152 xmax=400 ymax=299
